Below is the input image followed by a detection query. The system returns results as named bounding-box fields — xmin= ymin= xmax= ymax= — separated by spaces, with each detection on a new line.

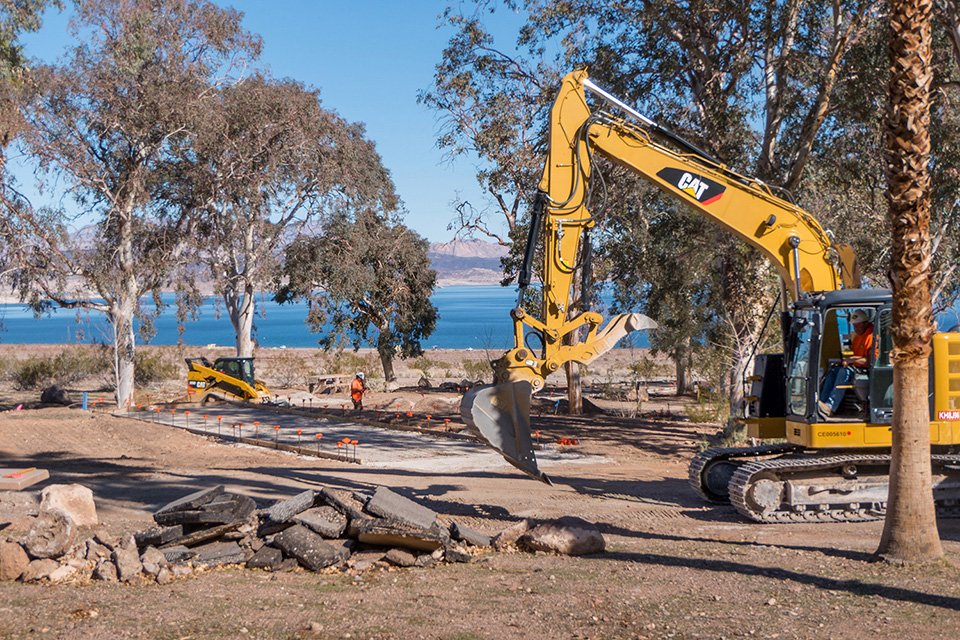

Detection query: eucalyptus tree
xmin=3 ymin=0 xmax=260 ymax=406
xmin=276 ymin=209 xmax=438 ymax=384
xmin=424 ymin=1 xmax=882 ymax=410
xmin=184 ymin=75 xmax=398 ymax=357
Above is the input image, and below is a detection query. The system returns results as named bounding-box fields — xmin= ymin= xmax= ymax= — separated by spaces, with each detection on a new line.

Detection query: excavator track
xmin=728 ymin=453 xmax=960 ymax=523
xmin=688 ymin=443 xmax=803 ymax=503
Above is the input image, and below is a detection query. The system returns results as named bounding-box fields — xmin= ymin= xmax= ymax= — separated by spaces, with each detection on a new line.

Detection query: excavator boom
xmin=463 ymin=70 xmax=859 ymax=480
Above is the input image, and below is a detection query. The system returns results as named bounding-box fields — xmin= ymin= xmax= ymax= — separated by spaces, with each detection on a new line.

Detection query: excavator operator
xmin=819 ymin=309 xmax=875 ymax=417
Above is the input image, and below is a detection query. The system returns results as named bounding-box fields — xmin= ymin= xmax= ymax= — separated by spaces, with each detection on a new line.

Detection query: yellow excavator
xmin=185 ymin=356 xmax=271 ymax=403
xmin=462 ymin=70 xmax=960 ymax=522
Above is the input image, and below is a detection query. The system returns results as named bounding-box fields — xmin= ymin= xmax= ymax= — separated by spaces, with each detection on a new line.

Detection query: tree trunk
xmin=878 ymin=361 xmax=942 ymax=560
xmin=378 ymin=348 xmax=396 ymax=383
xmin=377 ymin=327 xmax=397 ymax=383
xmin=877 ymin=0 xmax=943 ymax=563
xmin=565 ymin=361 xmax=582 ymax=415
xmin=675 ymin=336 xmax=690 ymax=396
xmin=226 ymin=284 xmax=255 ymax=357
xmin=112 ymin=302 xmax=136 ymax=409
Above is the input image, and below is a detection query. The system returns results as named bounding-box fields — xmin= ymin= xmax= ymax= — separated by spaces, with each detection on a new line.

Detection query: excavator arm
xmin=462 ymin=70 xmax=859 ymax=481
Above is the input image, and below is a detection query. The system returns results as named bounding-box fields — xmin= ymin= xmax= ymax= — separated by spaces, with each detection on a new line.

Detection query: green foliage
xmin=10 ymin=346 xmax=111 ymax=390
xmin=276 ymin=210 xmax=438 ymax=382
xmin=629 ymin=357 xmax=671 ymax=381
xmin=684 ymin=398 xmax=728 ymax=424
xmin=460 ymin=358 xmax=490 ymax=381
xmin=134 ymin=349 xmax=179 ymax=385
xmin=412 ymin=355 xmax=444 ymax=376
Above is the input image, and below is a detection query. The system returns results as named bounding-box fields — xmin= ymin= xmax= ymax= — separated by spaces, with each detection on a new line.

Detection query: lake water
xmin=0 ymin=285 xmax=649 ymax=350
xmin=1 ymin=285 xmax=956 ymax=350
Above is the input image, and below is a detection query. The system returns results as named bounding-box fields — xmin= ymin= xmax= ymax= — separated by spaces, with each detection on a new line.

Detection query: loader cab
xmin=784 ymin=290 xmax=894 ymax=425
xmin=212 ymin=357 xmax=256 ymax=386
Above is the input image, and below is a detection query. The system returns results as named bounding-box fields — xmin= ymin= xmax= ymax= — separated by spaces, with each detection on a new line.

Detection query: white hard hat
xmin=357 ymin=372 xmax=365 ymax=380
xmin=850 ymin=309 xmax=870 ymax=324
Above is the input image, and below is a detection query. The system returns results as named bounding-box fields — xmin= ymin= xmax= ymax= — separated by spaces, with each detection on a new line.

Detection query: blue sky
xmin=19 ymin=1 xmax=526 ymax=243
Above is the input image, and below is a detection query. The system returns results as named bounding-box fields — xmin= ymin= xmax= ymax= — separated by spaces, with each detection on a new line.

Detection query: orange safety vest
xmin=852 ymin=325 xmax=875 ymax=360
xmin=351 ymin=378 xmax=365 ymax=402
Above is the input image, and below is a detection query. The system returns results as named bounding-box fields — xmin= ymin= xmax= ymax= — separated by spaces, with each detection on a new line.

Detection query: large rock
xmin=113 ymin=537 xmax=143 ymax=582
xmin=40 ymin=484 xmax=98 ymax=527
xmin=518 ymin=516 xmax=605 ymax=556
xmin=22 ymin=510 xmax=77 ymax=559
xmin=0 ymin=541 xmax=29 ymax=581
xmin=40 ymin=385 xmax=71 ymax=405
xmin=491 ymin=519 xmax=531 ymax=550
xmin=273 ymin=524 xmax=347 ymax=571
xmin=21 ymin=558 xmax=60 ymax=582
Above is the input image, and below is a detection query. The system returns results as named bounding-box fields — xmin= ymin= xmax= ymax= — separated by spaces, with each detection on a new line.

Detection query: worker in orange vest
xmin=350 ymin=372 xmax=367 ymax=411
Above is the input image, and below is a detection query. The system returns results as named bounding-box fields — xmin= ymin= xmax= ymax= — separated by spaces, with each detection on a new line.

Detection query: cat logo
xmin=657 ymin=167 xmax=725 ymax=205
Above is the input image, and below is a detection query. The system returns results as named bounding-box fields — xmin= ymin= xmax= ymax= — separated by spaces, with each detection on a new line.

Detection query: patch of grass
xmin=460 ymin=358 xmax=490 ymax=381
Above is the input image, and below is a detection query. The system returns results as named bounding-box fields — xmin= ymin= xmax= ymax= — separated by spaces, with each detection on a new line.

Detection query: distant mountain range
xmin=428 ymin=238 xmax=509 ymax=285
xmin=70 ymin=223 xmax=509 ymax=287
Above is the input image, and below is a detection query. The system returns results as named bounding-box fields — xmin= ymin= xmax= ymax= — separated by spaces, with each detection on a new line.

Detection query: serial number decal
xmin=656 ymin=168 xmax=726 ymax=205
xmin=939 ymin=411 xmax=960 ymax=421
xmin=817 ymin=430 xmax=852 ymax=437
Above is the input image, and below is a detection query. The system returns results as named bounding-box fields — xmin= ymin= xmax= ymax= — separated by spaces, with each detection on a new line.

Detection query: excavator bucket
xmin=461 ymin=380 xmax=551 ymax=485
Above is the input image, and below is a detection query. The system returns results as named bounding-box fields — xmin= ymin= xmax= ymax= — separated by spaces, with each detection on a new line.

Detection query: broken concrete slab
xmin=273 ymin=524 xmax=346 ymax=571
xmin=135 ymin=525 xmax=184 ymax=548
xmin=450 ymin=521 xmax=492 ymax=547
xmin=263 ymin=490 xmax=316 ymax=524
xmin=318 ymin=488 xmax=367 ymax=521
xmin=518 ymin=516 xmax=605 ymax=556
xmin=246 ymin=546 xmax=283 ymax=571
xmin=154 ymin=486 xmax=224 ymax=518
xmin=192 ymin=541 xmax=246 ymax=567
xmin=294 ymin=506 xmax=347 ymax=539
xmin=365 ymin=486 xmax=437 ymax=530
xmin=155 ymin=493 xmax=255 ymax=527
xmin=159 ymin=522 xmax=242 ymax=549
xmin=23 ymin=509 xmax=77 ymax=559
xmin=160 ymin=546 xmax=195 ymax=564
xmin=355 ymin=519 xmax=446 ymax=552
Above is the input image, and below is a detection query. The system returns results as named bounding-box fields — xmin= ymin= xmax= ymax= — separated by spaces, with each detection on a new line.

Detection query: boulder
xmin=491 ymin=519 xmax=531 ymax=550
xmin=518 ymin=516 xmax=605 ymax=556
xmin=93 ymin=559 xmax=118 ymax=582
xmin=113 ymin=537 xmax=143 ymax=582
xmin=40 ymin=484 xmax=98 ymax=527
xmin=21 ymin=558 xmax=60 ymax=582
xmin=0 ymin=541 xmax=29 ymax=581
xmin=23 ymin=510 xmax=77 ymax=559
xmin=48 ymin=564 xmax=78 ymax=583
xmin=40 ymin=385 xmax=71 ymax=405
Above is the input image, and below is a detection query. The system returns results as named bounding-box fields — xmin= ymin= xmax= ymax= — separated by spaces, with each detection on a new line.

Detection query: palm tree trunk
xmin=876 ymin=0 xmax=943 ymax=563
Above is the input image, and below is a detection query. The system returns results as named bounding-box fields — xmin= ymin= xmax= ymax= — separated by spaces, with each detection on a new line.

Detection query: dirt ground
xmin=1 ymin=348 xmax=959 ymax=640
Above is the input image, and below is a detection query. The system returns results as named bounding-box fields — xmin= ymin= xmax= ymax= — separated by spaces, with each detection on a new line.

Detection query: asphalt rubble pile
xmin=1 ymin=483 xmax=606 ymax=585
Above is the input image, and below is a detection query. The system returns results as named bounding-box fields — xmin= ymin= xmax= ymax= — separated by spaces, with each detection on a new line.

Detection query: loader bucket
xmin=461 ymin=380 xmax=551 ymax=485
